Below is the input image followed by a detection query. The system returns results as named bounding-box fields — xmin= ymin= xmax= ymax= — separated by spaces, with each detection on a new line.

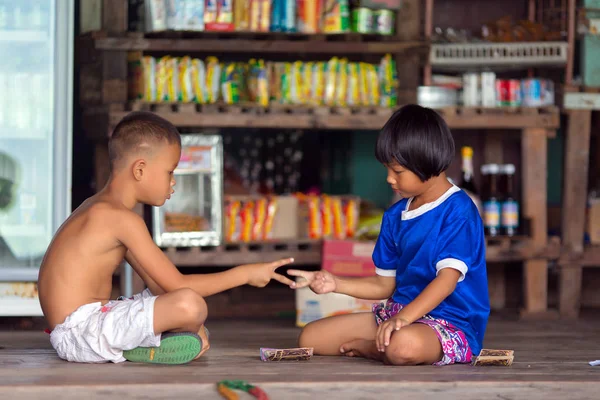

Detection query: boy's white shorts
xmin=49 ymin=289 xmax=161 ymax=363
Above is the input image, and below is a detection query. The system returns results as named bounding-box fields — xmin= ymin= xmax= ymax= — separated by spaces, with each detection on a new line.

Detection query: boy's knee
xmin=173 ymin=288 xmax=207 ymax=324
xmin=384 ymin=330 xmax=420 ymax=366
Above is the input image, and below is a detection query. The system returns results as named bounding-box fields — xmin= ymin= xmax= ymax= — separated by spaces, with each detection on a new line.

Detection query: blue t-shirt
xmin=373 ymin=185 xmax=490 ymax=355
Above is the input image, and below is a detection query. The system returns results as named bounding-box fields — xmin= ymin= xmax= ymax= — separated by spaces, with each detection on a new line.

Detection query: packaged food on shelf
xmin=351 ymin=7 xmax=372 ymax=34
xmin=270 ymin=0 xmax=296 ymax=32
xmin=234 ymin=0 xmax=250 ymax=30
xmin=521 ymin=78 xmax=555 ymax=107
xmin=373 ymin=9 xmax=394 ymax=35
xmin=145 ymin=0 xmax=168 ymax=32
xmin=128 ymin=54 xmax=397 ymax=108
xmin=297 ymin=0 xmax=321 ymax=33
xmin=249 ymin=0 xmax=271 ymax=32
xmin=322 ymin=0 xmax=350 ymax=33
xmin=205 ymin=0 xmax=234 ymax=31
xmin=378 ymin=54 xmax=398 ymax=107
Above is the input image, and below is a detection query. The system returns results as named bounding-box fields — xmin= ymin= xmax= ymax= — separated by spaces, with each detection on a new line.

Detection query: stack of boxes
xmin=295 ymin=239 xmax=386 ymax=327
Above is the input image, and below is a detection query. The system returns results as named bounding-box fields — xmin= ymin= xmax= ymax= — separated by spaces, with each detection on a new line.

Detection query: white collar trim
xmin=402 ymin=185 xmax=461 ymax=220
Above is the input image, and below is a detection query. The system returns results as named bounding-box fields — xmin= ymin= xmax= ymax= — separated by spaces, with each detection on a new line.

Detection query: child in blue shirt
xmin=289 ymin=105 xmax=490 ymax=366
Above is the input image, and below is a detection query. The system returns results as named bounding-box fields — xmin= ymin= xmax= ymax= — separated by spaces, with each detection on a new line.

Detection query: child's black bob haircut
xmin=375 ymin=104 xmax=455 ymax=182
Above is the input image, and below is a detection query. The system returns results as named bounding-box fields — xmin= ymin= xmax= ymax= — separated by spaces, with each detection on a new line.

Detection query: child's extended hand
xmin=376 ymin=316 xmax=410 ymax=352
xmin=241 ymin=258 xmax=296 ymax=288
xmin=287 ymin=269 xmax=337 ymax=294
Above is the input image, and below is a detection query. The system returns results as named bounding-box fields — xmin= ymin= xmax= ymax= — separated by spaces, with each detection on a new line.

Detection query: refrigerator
xmin=0 ymin=0 xmax=73 ymax=316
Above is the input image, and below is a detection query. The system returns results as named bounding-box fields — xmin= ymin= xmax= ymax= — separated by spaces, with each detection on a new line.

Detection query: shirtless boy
xmin=38 ymin=111 xmax=295 ymax=364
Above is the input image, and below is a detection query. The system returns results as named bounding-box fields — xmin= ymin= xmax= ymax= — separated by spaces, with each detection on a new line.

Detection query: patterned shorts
xmin=372 ymin=299 xmax=473 ymax=366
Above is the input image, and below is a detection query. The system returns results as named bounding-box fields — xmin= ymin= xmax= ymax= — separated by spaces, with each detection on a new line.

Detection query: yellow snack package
xmin=366 ymin=63 xmax=380 ymax=106
xmin=303 ymin=62 xmax=313 ymax=105
xmin=225 ymin=199 xmax=242 ymax=242
xmin=311 ymin=62 xmax=325 ymax=105
xmin=165 ymin=57 xmax=180 ymax=102
xmin=358 ymin=63 xmax=369 ymax=106
xmin=344 ymin=198 xmax=359 ymax=238
xmin=253 ymin=197 xmax=267 ymax=241
xmin=263 ymin=196 xmax=278 ymax=240
xmin=332 ymin=196 xmax=345 ymax=239
xmin=205 ymin=56 xmax=221 ymax=104
xmin=191 ymin=58 xmax=208 ymax=104
xmin=178 ymin=56 xmax=194 ymax=103
xmin=347 ymin=62 xmax=359 ymax=106
xmin=321 ymin=195 xmax=333 ymax=238
xmin=234 ymin=0 xmax=250 ymax=31
xmin=156 ymin=56 xmax=170 ymax=102
xmin=324 ymin=57 xmax=338 ymax=106
xmin=335 ymin=58 xmax=348 ymax=107
xmin=240 ymin=200 xmax=255 ymax=242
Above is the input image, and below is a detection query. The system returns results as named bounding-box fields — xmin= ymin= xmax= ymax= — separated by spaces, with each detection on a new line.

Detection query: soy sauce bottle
xmin=500 ymin=164 xmax=519 ymax=236
xmin=481 ymin=164 xmax=501 ymax=237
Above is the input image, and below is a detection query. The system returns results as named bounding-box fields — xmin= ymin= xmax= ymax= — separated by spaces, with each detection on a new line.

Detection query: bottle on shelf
xmin=499 ymin=164 xmax=519 ymax=236
xmin=481 ymin=163 xmax=501 ymax=237
xmin=458 ymin=146 xmax=482 ymax=216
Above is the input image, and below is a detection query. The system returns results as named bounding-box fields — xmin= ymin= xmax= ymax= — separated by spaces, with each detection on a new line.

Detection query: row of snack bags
xmin=224 ymin=194 xmax=360 ymax=243
xmin=129 ymin=53 xmax=398 ymax=108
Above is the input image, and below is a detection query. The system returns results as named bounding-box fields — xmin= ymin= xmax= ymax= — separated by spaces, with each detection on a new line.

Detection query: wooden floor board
xmin=0 ymin=317 xmax=598 ymax=399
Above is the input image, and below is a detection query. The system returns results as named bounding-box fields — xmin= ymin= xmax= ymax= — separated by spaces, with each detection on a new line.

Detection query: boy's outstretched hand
xmin=287 ymin=269 xmax=337 ymax=294
xmin=241 ymin=258 xmax=296 ymax=288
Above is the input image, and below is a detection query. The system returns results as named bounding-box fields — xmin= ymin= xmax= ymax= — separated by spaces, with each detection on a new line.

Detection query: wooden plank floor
xmin=0 ymin=316 xmax=599 ymax=399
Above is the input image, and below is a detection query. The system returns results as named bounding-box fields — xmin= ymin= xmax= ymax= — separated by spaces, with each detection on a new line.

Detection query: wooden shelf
xmin=81 ymin=32 xmax=428 ymax=55
xmin=83 ymin=103 xmax=561 ymax=138
xmin=559 ymin=245 xmax=600 ymax=268
xmin=163 ymin=237 xmax=561 ymax=267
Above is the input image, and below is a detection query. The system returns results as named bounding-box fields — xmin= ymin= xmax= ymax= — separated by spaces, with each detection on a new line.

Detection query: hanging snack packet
xmin=178 ymin=56 xmax=194 ymax=103
xmin=206 ymin=57 xmax=221 ymax=104
xmin=191 ymin=58 xmax=208 ymax=104
xmin=335 ymin=58 xmax=348 ymax=107
xmin=263 ymin=197 xmax=278 ymax=240
xmin=324 ymin=57 xmax=338 ymax=106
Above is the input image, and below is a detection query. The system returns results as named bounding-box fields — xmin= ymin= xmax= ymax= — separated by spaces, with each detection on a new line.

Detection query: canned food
xmin=495 ymin=79 xmax=521 ymax=107
xmin=521 ymin=78 xmax=554 ymax=107
xmin=373 ymin=9 xmax=394 ymax=35
xmin=351 ymin=8 xmax=373 ymax=34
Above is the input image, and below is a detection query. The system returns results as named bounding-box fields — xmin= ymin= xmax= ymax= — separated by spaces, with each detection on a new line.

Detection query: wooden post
xmin=559 ymin=110 xmax=592 ymax=318
xmin=423 ymin=0 xmax=433 ymax=86
xmin=520 ymin=128 xmax=551 ymax=318
xmin=395 ymin=0 xmax=422 ymax=104
xmin=566 ymin=0 xmax=575 ymax=86
xmin=484 ymin=133 xmax=506 ymax=310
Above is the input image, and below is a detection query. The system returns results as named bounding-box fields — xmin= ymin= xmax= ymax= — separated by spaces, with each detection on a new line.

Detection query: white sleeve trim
xmin=376 ymin=267 xmax=397 ymax=277
xmin=436 ymin=258 xmax=468 ymax=282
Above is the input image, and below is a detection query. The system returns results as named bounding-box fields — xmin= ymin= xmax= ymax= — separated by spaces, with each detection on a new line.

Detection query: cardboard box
xmin=587 ymin=200 xmax=600 ymax=244
xmin=295 ymin=284 xmax=384 ymax=327
xmin=322 ymin=239 xmax=377 ymax=277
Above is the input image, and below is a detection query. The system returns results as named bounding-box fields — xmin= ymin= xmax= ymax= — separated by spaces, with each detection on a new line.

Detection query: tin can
xmin=282 ymin=0 xmax=296 ymax=32
xmin=297 ymin=0 xmax=320 ymax=33
xmin=495 ymin=79 xmax=521 ymax=106
xmin=521 ymin=78 xmax=554 ymax=107
xmin=351 ymin=8 xmax=373 ymax=33
xmin=373 ymin=9 xmax=394 ymax=35
xmin=462 ymin=73 xmax=479 ymax=106
xmin=480 ymin=72 xmax=496 ymax=107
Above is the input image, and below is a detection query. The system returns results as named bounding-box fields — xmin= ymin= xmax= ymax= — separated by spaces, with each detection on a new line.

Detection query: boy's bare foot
xmin=193 ymin=325 xmax=210 ymax=360
xmin=340 ymin=339 xmax=384 ymax=361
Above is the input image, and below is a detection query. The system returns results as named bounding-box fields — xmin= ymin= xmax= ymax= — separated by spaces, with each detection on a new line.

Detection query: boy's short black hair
xmin=375 ymin=104 xmax=455 ymax=182
xmin=108 ymin=111 xmax=181 ymax=169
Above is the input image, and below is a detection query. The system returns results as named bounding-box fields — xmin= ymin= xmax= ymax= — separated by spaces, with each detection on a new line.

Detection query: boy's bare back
xmin=38 ymin=193 xmax=140 ymax=329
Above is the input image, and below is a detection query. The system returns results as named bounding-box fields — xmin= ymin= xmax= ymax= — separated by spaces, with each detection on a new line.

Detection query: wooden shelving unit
xmin=82 ymin=102 xmax=560 ymax=139
xmin=163 ymin=236 xmax=561 ymax=267
xmin=78 ymin=0 xmax=565 ymax=319
xmin=81 ymin=32 xmax=428 ymax=55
